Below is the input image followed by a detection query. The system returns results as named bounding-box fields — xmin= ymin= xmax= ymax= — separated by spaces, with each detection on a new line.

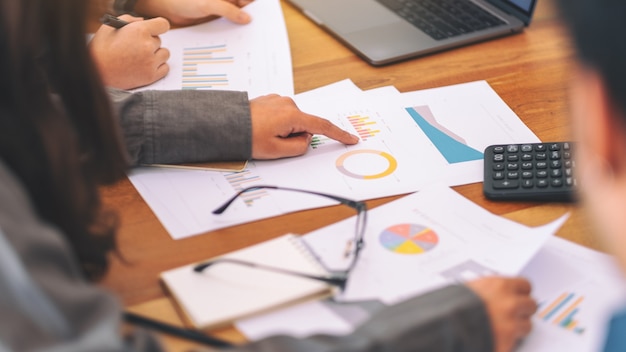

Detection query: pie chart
xmin=379 ymin=224 xmax=439 ymax=254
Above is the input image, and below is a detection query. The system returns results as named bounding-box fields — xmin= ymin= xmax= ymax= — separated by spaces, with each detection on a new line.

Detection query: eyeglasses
xmin=193 ymin=185 xmax=367 ymax=292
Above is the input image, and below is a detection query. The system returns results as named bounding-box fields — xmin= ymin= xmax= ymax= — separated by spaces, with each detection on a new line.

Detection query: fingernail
xmin=238 ymin=12 xmax=251 ymax=23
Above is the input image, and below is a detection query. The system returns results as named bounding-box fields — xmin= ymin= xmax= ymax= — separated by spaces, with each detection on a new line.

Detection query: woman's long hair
xmin=0 ymin=0 xmax=129 ymax=280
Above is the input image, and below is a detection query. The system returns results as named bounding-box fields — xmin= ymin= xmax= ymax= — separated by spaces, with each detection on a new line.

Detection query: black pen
xmin=123 ymin=311 xmax=234 ymax=348
xmin=100 ymin=13 xmax=130 ymax=29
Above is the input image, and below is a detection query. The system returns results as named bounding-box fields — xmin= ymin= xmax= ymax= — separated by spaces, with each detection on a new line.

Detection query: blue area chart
xmin=405 ymin=106 xmax=483 ymax=164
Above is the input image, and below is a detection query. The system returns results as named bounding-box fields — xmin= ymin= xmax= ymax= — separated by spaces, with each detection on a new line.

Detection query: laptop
xmin=286 ymin=0 xmax=537 ymax=66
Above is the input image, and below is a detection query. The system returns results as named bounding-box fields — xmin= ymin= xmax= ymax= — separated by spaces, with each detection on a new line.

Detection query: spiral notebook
xmin=160 ymin=234 xmax=333 ymax=329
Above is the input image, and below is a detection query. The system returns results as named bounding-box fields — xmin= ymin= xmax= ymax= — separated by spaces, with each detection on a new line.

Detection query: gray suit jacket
xmin=0 ymin=89 xmax=493 ymax=351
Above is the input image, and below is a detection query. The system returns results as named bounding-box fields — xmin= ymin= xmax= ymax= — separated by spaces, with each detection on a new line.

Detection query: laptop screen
xmin=507 ymin=0 xmax=535 ymax=14
xmin=491 ymin=0 xmax=536 ymax=24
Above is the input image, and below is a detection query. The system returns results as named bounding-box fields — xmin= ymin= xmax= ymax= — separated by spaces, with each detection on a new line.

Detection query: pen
xmin=123 ymin=311 xmax=234 ymax=348
xmin=100 ymin=13 xmax=130 ymax=29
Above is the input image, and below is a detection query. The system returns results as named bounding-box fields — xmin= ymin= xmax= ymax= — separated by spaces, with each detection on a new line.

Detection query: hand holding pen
xmin=100 ymin=13 xmax=131 ymax=29
xmin=90 ymin=14 xmax=170 ymax=90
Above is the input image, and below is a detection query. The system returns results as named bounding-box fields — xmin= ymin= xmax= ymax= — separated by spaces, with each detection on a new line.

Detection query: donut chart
xmin=379 ymin=224 xmax=439 ymax=255
xmin=335 ymin=149 xmax=398 ymax=179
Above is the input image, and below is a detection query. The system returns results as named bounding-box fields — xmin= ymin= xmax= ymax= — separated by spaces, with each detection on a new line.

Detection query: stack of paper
xmin=129 ymin=79 xmax=539 ymax=239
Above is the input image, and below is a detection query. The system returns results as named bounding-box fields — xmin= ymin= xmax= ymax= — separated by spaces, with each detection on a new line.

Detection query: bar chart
xmin=223 ymin=169 xmax=267 ymax=206
xmin=182 ymin=44 xmax=234 ymax=90
xmin=538 ymin=292 xmax=586 ymax=335
xmin=346 ymin=114 xmax=381 ymax=141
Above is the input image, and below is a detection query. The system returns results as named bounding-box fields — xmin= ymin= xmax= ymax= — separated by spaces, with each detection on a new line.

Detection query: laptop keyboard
xmin=376 ymin=0 xmax=506 ymax=40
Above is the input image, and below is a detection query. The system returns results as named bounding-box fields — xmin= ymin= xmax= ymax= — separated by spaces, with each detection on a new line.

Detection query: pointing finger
xmin=299 ymin=114 xmax=360 ymax=145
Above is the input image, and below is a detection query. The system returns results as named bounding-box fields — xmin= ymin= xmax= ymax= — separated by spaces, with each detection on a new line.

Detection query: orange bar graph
xmin=346 ymin=115 xmax=381 ymax=141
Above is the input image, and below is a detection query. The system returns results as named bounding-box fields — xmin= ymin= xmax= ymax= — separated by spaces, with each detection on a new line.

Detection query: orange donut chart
xmin=335 ymin=149 xmax=398 ymax=179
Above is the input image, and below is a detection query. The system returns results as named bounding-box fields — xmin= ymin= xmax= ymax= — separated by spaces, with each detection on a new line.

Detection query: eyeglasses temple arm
xmin=193 ymin=258 xmax=346 ymax=289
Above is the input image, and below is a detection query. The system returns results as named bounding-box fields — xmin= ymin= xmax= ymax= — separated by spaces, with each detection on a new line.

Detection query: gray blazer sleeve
xmin=230 ymin=285 xmax=493 ymax=352
xmin=109 ymin=88 xmax=252 ymax=165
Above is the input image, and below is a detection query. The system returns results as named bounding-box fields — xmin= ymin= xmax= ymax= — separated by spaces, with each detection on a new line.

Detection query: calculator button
xmin=493 ymin=163 xmax=505 ymax=171
xmin=551 ymin=179 xmax=563 ymax=187
xmin=549 ymin=143 xmax=561 ymax=151
xmin=507 ymin=163 xmax=519 ymax=170
xmin=507 ymin=145 xmax=519 ymax=153
xmin=536 ymin=153 xmax=547 ymax=160
xmin=551 ymin=160 xmax=562 ymax=168
xmin=563 ymin=142 xmax=571 ymax=150
xmin=493 ymin=172 xmax=504 ymax=180
xmin=536 ymin=170 xmax=548 ymax=178
xmin=507 ymin=172 xmax=519 ymax=179
xmin=536 ymin=162 xmax=547 ymax=169
xmin=493 ymin=180 xmax=519 ymax=189
xmin=551 ymin=169 xmax=562 ymax=177
xmin=493 ymin=146 xmax=505 ymax=153
xmin=566 ymin=177 xmax=574 ymax=186
xmin=522 ymin=179 xmax=534 ymax=188
xmin=521 ymin=162 xmax=533 ymax=170
xmin=522 ymin=171 xmax=533 ymax=178
xmin=521 ymin=144 xmax=533 ymax=152
xmin=494 ymin=154 xmax=504 ymax=162
xmin=550 ymin=151 xmax=560 ymax=159
xmin=507 ymin=154 xmax=519 ymax=161
xmin=536 ymin=179 xmax=549 ymax=188
xmin=521 ymin=153 xmax=533 ymax=161
xmin=535 ymin=144 xmax=547 ymax=151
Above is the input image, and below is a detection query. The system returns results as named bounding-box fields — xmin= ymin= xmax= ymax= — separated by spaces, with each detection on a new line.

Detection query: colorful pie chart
xmin=379 ymin=224 xmax=439 ymax=254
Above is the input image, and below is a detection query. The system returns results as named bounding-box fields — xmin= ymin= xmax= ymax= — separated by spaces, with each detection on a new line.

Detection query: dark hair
xmin=557 ymin=0 xmax=626 ymax=115
xmin=0 ymin=0 xmax=129 ymax=280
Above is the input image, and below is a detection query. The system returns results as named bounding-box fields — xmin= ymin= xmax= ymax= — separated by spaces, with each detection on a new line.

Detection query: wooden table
xmin=99 ymin=0 xmax=600 ymax=349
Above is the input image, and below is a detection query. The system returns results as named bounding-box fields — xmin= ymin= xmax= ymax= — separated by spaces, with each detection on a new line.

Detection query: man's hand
xmin=466 ymin=277 xmax=537 ymax=352
xmin=250 ymin=94 xmax=359 ymax=159
xmin=90 ymin=15 xmax=170 ymax=90
xmin=134 ymin=0 xmax=255 ymax=26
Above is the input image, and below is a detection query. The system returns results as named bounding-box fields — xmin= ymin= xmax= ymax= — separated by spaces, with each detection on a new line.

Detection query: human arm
xmin=90 ymin=15 xmax=170 ymax=90
xmin=109 ymin=89 xmax=358 ymax=165
xmin=229 ymin=284 xmax=492 ymax=352
xmin=0 ymin=161 xmax=164 ymax=352
xmin=110 ymin=0 xmax=254 ymax=26
xmin=132 ymin=0 xmax=254 ymax=26
xmin=229 ymin=277 xmax=534 ymax=352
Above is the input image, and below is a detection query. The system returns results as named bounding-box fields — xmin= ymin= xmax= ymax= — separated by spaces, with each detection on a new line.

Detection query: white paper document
xmin=133 ymin=0 xmax=293 ymax=98
xmin=518 ymin=236 xmax=626 ymax=352
xmin=303 ymin=184 xmax=567 ymax=304
xmin=128 ymin=79 xmax=539 ymax=239
xmin=235 ymin=184 xmax=568 ymax=340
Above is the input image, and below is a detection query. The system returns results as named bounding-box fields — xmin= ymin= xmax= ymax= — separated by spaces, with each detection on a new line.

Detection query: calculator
xmin=483 ymin=142 xmax=577 ymax=202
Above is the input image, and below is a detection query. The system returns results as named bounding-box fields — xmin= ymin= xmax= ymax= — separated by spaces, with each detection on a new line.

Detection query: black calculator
xmin=483 ymin=142 xmax=577 ymax=202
